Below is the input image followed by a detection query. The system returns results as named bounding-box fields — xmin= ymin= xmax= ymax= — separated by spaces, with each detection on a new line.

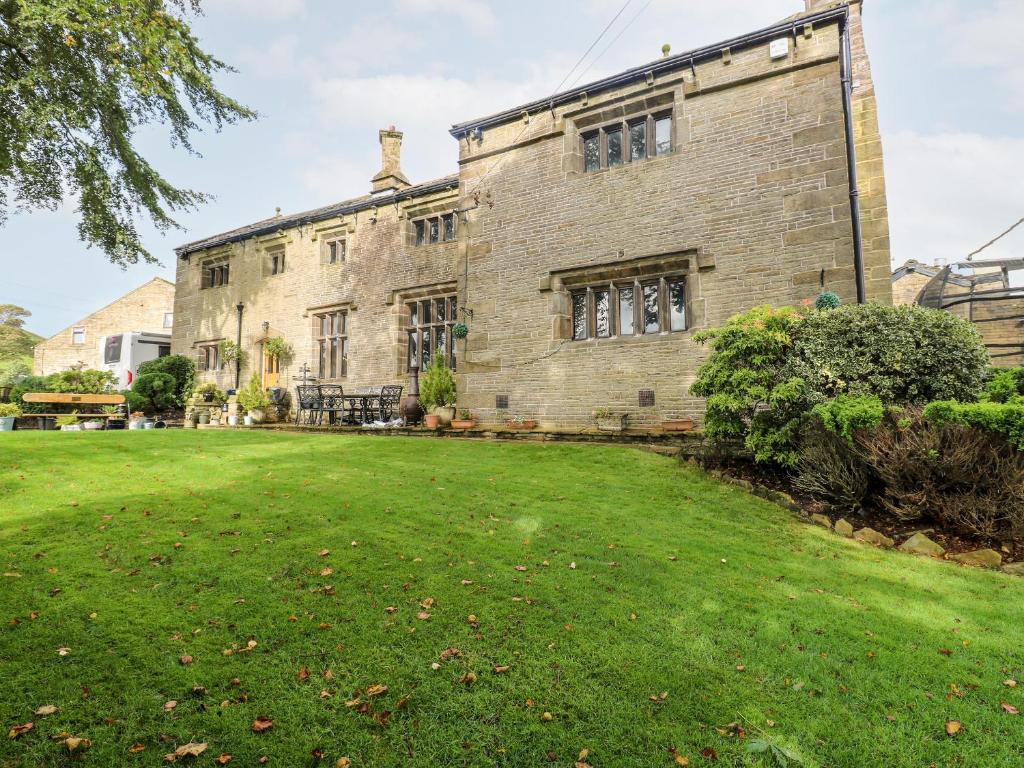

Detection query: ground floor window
xmin=571 ymin=276 xmax=685 ymax=340
xmin=198 ymin=344 xmax=220 ymax=371
xmin=315 ymin=310 xmax=348 ymax=379
xmin=406 ymin=295 xmax=457 ymax=370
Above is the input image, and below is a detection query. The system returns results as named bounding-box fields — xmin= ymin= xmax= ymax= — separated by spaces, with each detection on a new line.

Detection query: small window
xmin=199 ymin=344 xmax=219 ymax=372
xmin=442 ymin=213 xmax=456 ymax=242
xmin=618 ymin=286 xmax=634 ymax=336
xmin=202 ymin=261 xmax=229 ymax=289
xmin=629 ymin=121 xmax=647 ymax=161
xmin=414 ymin=220 xmax=425 ymax=246
xmin=594 ymin=289 xmax=610 ymax=338
xmin=268 ymin=249 xmax=285 ymax=276
xmin=163 ymin=312 xmax=173 ymax=328
xmin=669 ymin=279 xmax=686 ymax=331
xmin=642 ymin=283 xmax=660 ymax=333
xmin=71 ymin=326 xmax=85 ymax=345
xmin=571 ymin=292 xmax=587 ymax=340
xmin=606 ymin=127 xmax=623 ymax=167
xmin=428 ymin=218 xmax=440 ymax=244
xmin=583 ymin=133 xmax=600 ymax=172
xmin=654 ymin=114 xmax=672 ymax=156
xmin=326 ymin=239 xmax=346 ymax=264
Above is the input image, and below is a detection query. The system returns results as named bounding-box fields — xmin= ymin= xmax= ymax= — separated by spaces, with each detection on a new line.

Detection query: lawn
xmin=1 ymin=431 xmax=1022 ymax=767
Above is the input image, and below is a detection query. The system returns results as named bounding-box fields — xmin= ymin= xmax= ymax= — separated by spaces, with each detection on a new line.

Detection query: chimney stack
xmin=371 ymin=125 xmax=411 ymax=194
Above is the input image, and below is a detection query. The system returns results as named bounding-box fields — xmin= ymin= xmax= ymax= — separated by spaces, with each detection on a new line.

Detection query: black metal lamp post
xmin=235 ymin=302 xmax=244 ymax=389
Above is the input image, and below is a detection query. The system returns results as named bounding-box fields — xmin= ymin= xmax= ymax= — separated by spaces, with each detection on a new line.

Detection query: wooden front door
xmin=262 ymin=347 xmax=280 ymax=388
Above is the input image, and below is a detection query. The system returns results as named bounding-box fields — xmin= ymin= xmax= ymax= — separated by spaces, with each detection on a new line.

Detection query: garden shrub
xmin=814 ymin=291 xmax=841 ymax=310
xmin=237 ymin=373 xmax=270 ymax=413
xmin=794 ymin=423 xmax=875 ymax=512
xmin=47 ymin=369 xmax=116 ymax=393
xmin=983 ymin=367 xmax=1024 ymax=403
xmin=121 ymin=388 xmax=148 ymax=414
xmin=8 ymin=375 xmax=51 ymax=413
xmin=787 ymin=304 xmax=989 ymax=405
xmin=132 ymin=373 xmax=176 ymax=413
xmin=137 ymin=355 xmax=195 ymax=407
xmin=812 ymin=394 xmax=885 ymax=442
xmin=924 ymin=400 xmax=1024 ymax=451
xmin=857 ymin=410 xmax=1024 ymax=537
xmin=691 ymin=305 xmax=810 ymax=467
xmin=419 ymin=356 xmax=456 ymax=411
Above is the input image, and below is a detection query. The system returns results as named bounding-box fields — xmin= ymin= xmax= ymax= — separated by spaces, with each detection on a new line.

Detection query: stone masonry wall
xmin=33 ymin=278 xmax=175 ymax=375
xmin=454 ymin=20 xmax=881 ymax=429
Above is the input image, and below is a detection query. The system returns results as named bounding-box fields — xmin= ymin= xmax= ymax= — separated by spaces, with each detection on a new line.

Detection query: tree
xmin=0 ymin=1 xmax=255 ymax=266
xmin=0 ymin=303 xmax=39 ymax=359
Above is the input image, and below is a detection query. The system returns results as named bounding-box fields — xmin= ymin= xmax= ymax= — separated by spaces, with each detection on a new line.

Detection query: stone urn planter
xmin=432 ymin=406 xmax=456 ymax=427
xmin=593 ymin=411 xmax=627 ymax=432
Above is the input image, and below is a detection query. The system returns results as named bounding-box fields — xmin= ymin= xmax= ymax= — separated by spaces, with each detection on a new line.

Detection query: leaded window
xmin=202 ymin=261 xmax=229 ymax=289
xmin=407 ymin=295 xmax=457 ymax=370
xmin=199 ymin=344 xmax=219 ymax=372
xmin=570 ymin=276 xmax=686 ymax=340
xmin=315 ymin=310 xmax=348 ymax=379
xmin=581 ymin=110 xmax=673 ymax=172
xmin=413 ymin=213 xmax=457 ymax=247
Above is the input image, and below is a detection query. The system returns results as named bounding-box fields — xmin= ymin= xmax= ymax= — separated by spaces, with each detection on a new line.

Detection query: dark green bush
xmin=787 ymin=304 xmax=988 ymax=405
xmin=691 ymin=305 xmax=810 ymax=467
xmin=121 ymin=388 xmax=148 ymax=414
xmin=8 ymin=375 xmax=50 ymax=413
xmin=814 ymin=291 xmax=841 ymax=310
xmin=924 ymin=400 xmax=1024 ymax=451
xmin=137 ymin=355 xmax=196 ymax=407
xmin=983 ymin=367 xmax=1024 ymax=403
xmin=132 ymin=373 xmax=176 ymax=413
xmin=812 ymin=394 xmax=885 ymax=442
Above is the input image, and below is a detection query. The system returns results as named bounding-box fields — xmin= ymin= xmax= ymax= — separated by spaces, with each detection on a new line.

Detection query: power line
xmin=967 ymin=216 xmax=1024 ymax=260
xmin=465 ymin=0 xmax=635 ymax=199
xmin=567 ymin=0 xmax=655 ymax=91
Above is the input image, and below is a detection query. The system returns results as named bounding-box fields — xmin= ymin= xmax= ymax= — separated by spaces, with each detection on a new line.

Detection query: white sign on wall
xmin=769 ymin=38 xmax=789 ymax=60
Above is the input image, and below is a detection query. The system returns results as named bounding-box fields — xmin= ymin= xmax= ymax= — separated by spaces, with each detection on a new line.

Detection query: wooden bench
xmin=21 ymin=392 xmax=126 ymax=429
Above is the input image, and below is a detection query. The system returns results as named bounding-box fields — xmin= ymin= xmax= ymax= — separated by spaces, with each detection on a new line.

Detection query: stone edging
xmin=705 ymin=469 xmax=1024 ymax=578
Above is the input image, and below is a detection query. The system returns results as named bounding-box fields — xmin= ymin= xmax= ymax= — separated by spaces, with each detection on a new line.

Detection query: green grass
xmin=1 ymin=431 xmax=1022 ymax=767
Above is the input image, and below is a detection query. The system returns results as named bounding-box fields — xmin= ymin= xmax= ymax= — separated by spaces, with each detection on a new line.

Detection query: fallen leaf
xmin=494 ymin=665 xmax=510 ymax=674
xmin=179 ymin=655 xmax=193 ymax=665
xmin=541 ymin=711 xmax=553 ymax=721
xmin=336 ymin=759 xmax=351 ymax=768
xmin=431 ymin=662 xmax=441 ymax=671
xmin=215 ymin=754 xmax=233 ymax=765
xmin=945 ymin=720 xmax=961 ymax=736
xmin=129 ymin=742 xmax=146 ymax=752
xmin=298 ymin=667 xmax=310 ymax=681
xmin=318 ymin=549 xmax=329 ymax=557
xmin=166 ymin=742 xmax=208 ymax=761
xmin=459 ymin=671 xmax=477 ymax=684
xmin=61 ymin=736 xmax=91 ymax=753
xmin=439 ymin=647 xmax=462 ymax=661
xmin=251 ymin=716 xmax=274 ymax=733
xmin=34 ymin=705 xmax=57 ymax=716
xmin=460 ymin=579 xmax=473 ymax=585
xmin=385 ymin=606 xmax=398 ymax=614
xmin=320 ymin=567 xmax=333 ymax=576
xmin=57 ymin=647 xmax=70 ymax=656
xmin=311 ymin=747 xmax=324 ymax=759
xmin=700 ymin=747 xmax=717 ymax=761
xmin=938 ymin=648 xmax=952 ymax=656
xmin=8 ymin=722 xmax=33 ymax=739
xmin=367 ymin=684 xmax=388 ymax=697
xmin=420 ymin=597 xmax=435 ymax=608
xmin=1004 ymin=679 xmax=1018 ymax=688
xmin=1001 ymin=702 xmax=1020 ymax=715
xmin=416 ymin=611 xmax=431 ymax=620
xmin=514 ymin=565 xmax=527 ymax=572
xmin=163 ymin=700 xmax=177 ymax=712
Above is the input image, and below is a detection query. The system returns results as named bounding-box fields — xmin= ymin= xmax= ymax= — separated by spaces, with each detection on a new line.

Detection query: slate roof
xmin=175 ymin=174 xmax=459 ymax=258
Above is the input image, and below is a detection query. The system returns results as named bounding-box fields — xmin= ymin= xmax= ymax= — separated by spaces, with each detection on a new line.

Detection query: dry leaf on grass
xmin=163 ymin=700 xmax=177 ymax=712
xmin=336 ymin=758 xmax=351 ymax=767
xmin=416 ymin=611 xmax=431 ymax=620
xmin=945 ymin=720 xmax=961 ymax=736
xmin=60 ymin=736 xmax=91 ymax=753
xmin=298 ymin=667 xmax=310 ymax=681
xmin=7 ymin=722 xmax=33 ymax=739
xmin=251 ymin=716 xmax=274 ymax=733
xmin=179 ymin=655 xmax=193 ymax=665
xmin=366 ymin=684 xmax=388 ymax=697
xmin=164 ymin=742 xmax=208 ymax=762
xmin=214 ymin=754 xmax=232 ymax=765
xmin=33 ymin=705 xmax=57 ymax=716
xmin=129 ymin=742 xmax=146 ymax=752
xmin=494 ymin=665 xmax=510 ymax=674
xmin=1001 ymin=702 xmax=1020 ymax=715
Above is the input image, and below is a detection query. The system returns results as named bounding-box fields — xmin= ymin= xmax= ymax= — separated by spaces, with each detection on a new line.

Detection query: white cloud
xmin=885 ymin=130 xmax=1024 ymax=267
xmin=395 ymin=0 xmax=497 ymax=34
xmin=203 ymin=0 xmax=306 ymax=21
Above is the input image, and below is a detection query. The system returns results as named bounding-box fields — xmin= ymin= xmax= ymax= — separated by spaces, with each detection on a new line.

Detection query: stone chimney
xmin=371 ymin=126 xmax=411 ymax=194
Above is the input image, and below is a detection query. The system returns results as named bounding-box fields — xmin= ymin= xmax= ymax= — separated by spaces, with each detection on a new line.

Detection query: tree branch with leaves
xmin=0 ymin=0 xmax=255 ymax=266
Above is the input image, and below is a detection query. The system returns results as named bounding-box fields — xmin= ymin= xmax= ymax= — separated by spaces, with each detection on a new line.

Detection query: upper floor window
xmin=406 ymin=295 xmax=457 ymax=371
xmin=71 ymin=326 xmax=85 ymax=345
xmin=267 ymin=247 xmax=285 ymax=276
xmin=413 ymin=213 xmax=457 ymax=246
xmin=163 ymin=312 xmax=173 ymax=328
xmin=315 ymin=310 xmax=348 ymax=379
xmin=198 ymin=343 xmax=220 ymax=371
xmin=582 ymin=111 xmax=673 ymax=173
xmin=324 ymin=237 xmax=346 ymax=265
xmin=202 ymin=261 xmax=229 ymax=289
xmin=571 ymin=276 xmax=685 ymax=340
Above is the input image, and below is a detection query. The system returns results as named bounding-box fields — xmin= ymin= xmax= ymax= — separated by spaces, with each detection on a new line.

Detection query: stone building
xmin=33 ymin=277 xmax=175 ymax=376
xmin=172 ymin=0 xmax=891 ymax=429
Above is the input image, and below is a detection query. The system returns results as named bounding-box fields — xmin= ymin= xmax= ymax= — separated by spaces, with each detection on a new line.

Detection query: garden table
xmin=341 ymin=387 xmax=383 ymax=425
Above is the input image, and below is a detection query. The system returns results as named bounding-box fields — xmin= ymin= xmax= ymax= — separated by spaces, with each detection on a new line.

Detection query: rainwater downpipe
xmin=839 ymin=12 xmax=867 ymax=304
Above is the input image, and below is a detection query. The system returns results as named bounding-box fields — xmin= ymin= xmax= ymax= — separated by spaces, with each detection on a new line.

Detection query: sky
xmin=2 ymin=0 xmax=1022 ymax=338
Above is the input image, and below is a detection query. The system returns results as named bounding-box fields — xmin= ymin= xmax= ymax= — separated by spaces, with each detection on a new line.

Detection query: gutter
xmin=449 ymin=4 xmax=849 ymax=136
xmin=838 ymin=7 xmax=867 ymax=304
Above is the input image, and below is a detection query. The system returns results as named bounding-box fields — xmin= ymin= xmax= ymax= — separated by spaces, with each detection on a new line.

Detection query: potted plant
xmin=197 ymin=411 xmax=211 ymax=426
xmin=505 ymin=415 xmax=538 ymax=430
xmin=56 ymin=412 xmax=80 ymax=431
xmin=0 ymin=403 xmax=21 ymax=431
xmin=593 ymin=408 xmax=627 ymax=432
xmin=238 ymin=373 xmax=270 ymax=424
xmin=196 ymin=382 xmax=225 ymax=404
xmin=451 ymin=409 xmax=476 ymax=429
xmin=218 ymin=340 xmax=246 ymax=368
xmin=419 ymin=357 xmax=457 ymax=428
xmin=263 ymin=337 xmax=292 ymax=365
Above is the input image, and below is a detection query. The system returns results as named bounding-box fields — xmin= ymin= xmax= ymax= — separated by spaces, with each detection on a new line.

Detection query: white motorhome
xmin=101 ymin=332 xmax=171 ymax=388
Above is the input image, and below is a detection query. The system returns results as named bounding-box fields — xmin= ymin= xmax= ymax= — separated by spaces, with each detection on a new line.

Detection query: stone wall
xmin=33 ymin=278 xmax=175 ymax=375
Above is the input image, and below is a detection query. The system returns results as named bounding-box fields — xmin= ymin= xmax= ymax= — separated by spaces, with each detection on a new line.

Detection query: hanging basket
xmin=451 ymin=322 xmax=469 ymax=339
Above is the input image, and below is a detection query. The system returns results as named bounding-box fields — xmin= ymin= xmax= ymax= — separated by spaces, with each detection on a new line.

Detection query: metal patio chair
xmin=318 ymin=384 xmax=347 ymax=425
xmin=377 ymin=384 xmax=403 ymax=421
xmin=294 ymin=385 xmax=322 ymax=425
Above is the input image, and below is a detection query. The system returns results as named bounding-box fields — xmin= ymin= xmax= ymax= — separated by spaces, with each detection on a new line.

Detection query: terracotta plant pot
xmin=450 ymin=419 xmax=475 ymax=430
xmin=424 ymin=413 xmax=440 ymax=429
xmin=662 ymin=419 xmax=695 ymax=432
